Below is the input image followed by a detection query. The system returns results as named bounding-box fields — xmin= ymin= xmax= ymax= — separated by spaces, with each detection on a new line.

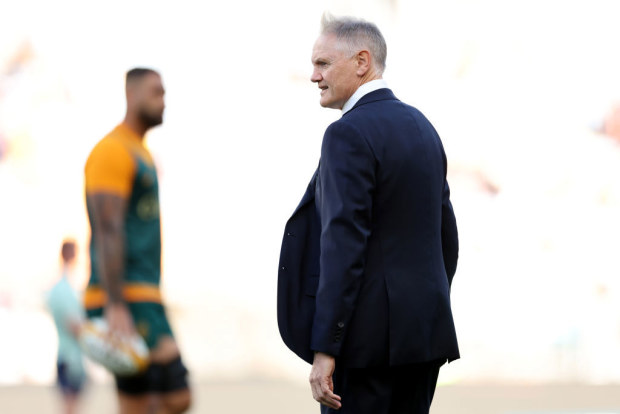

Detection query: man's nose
xmin=310 ymin=70 xmax=321 ymax=83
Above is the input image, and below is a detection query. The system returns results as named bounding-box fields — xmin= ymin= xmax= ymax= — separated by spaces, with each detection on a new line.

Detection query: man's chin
xmin=141 ymin=115 xmax=163 ymax=128
xmin=319 ymin=98 xmax=340 ymax=110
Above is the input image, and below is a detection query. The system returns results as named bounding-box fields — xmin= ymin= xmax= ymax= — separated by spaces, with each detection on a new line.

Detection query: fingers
xmin=318 ymin=382 xmax=342 ymax=409
xmin=117 ymin=317 xmax=135 ymax=337
xmin=105 ymin=303 xmax=135 ymax=337
xmin=119 ymin=312 xmax=135 ymax=336
xmin=108 ymin=314 xmax=128 ymax=336
xmin=310 ymin=352 xmax=342 ymax=410
xmin=68 ymin=319 xmax=83 ymax=338
xmin=310 ymin=371 xmax=342 ymax=410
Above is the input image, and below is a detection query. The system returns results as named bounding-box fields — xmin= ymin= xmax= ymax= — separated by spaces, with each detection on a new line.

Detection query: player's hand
xmin=309 ymin=352 xmax=342 ymax=410
xmin=105 ymin=302 xmax=135 ymax=337
xmin=67 ymin=319 xmax=84 ymax=339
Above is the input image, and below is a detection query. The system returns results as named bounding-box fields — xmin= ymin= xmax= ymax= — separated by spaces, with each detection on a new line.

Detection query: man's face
xmin=61 ymin=243 xmax=76 ymax=264
xmin=311 ymin=34 xmax=360 ymax=109
xmin=135 ymin=73 xmax=165 ymax=128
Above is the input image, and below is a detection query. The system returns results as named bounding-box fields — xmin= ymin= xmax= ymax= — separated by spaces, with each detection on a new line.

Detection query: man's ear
xmin=356 ymin=50 xmax=371 ymax=76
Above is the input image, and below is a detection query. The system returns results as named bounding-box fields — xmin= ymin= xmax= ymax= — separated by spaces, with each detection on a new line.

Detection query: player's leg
xmin=150 ymin=337 xmax=191 ymax=414
xmin=144 ymin=303 xmax=191 ymax=413
xmin=117 ymin=392 xmax=153 ymax=414
xmin=130 ymin=303 xmax=190 ymax=413
xmin=57 ymin=361 xmax=85 ymax=414
xmin=63 ymin=393 xmax=79 ymax=414
xmin=157 ymin=389 xmax=191 ymax=414
xmin=116 ymin=369 xmax=155 ymax=414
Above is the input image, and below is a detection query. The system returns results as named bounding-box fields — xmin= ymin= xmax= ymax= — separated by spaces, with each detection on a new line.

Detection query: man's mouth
xmin=319 ymin=85 xmax=328 ymax=95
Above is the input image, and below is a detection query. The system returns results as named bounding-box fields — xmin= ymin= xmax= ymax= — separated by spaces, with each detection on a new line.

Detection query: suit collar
xmin=344 ymin=88 xmax=398 ymax=115
xmin=341 ymin=79 xmax=389 ymax=114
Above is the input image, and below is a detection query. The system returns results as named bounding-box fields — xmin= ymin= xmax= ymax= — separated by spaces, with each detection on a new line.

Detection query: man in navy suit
xmin=278 ymin=15 xmax=459 ymax=414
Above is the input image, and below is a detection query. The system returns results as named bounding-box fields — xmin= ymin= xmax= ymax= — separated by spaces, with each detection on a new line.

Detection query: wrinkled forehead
xmin=311 ymin=33 xmax=347 ymax=63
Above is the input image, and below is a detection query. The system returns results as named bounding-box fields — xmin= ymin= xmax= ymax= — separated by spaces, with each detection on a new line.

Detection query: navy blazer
xmin=277 ymin=169 xmax=320 ymax=364
xmin=278 ymin=88 xmax=459 ymax=368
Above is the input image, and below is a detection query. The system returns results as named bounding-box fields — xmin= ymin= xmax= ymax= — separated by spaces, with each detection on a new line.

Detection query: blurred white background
xmin=2 ymin=0 xmax=620 ymax=386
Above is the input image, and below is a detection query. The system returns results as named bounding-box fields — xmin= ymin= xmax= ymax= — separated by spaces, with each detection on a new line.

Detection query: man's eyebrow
xmin=312 ymin=57 xmax=329 ymax=64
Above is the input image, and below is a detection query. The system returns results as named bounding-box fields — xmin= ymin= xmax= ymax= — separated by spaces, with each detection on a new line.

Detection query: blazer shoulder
xmin=326 ymin=115 xmax=364 ymax=136
xmin=322 ymin=116 xmax=378 ymax=163
xmin=325 ymin=116 xmax=373 ymax=145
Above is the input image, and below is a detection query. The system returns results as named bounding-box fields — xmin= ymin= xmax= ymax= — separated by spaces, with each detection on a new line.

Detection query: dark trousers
xmin=321 ymin=360 xmax=443 ymax=414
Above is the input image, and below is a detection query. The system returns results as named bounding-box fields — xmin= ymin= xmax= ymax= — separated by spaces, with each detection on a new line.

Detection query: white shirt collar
xmin=341 ymin=79 xmax=389 ymax=115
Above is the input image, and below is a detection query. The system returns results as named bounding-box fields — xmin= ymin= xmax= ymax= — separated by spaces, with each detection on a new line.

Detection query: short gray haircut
xmin=321 ymin=14 xmax=387 ymax=74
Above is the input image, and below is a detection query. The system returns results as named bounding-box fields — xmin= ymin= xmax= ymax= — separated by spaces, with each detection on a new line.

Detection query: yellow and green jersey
xmin=84 ymin=123 xmax=162 ymax=310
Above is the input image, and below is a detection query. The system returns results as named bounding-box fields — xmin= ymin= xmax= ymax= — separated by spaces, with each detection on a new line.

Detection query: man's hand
xmin=309 ymin=352 xmax=342 ymax=410
xmin=105 ymin=302 xmax=135 ymax=337
xmin=67 ymin=319 xmax=83 ymax=339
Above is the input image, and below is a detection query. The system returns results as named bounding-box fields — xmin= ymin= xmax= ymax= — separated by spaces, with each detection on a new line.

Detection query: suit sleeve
xmin=311 ymin=121 xmax=375 ymax=356
xmin=441 ymin=177 xmax=459 ymax=287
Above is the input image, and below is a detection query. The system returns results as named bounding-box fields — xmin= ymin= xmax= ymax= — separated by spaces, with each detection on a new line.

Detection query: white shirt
xmin=341 ymin=79 xmax=389 ymax=115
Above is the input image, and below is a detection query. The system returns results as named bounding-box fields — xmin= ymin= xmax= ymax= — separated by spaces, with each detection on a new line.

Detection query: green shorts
xmin=86 ymin=302 xmax=174 ymax=349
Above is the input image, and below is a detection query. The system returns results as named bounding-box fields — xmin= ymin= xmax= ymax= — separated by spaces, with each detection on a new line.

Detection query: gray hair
xmin=321 ymin=14 xmax=387 ymax=74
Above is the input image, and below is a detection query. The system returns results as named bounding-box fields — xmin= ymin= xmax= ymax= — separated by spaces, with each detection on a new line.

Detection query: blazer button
xmin=337 ymin=322 xmax=345 ymax=328
xmin=281 ymin=266 xmax=286 ymax=270
xmin=287 ymin=232 xmax=294 ymax=237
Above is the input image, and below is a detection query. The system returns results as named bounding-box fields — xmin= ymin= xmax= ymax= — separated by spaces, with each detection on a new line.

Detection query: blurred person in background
xmin=602 ymin=102 xmax=620 ymax=141
xmin=83 ymin=68 xmax=191 ymax=414
xmin=46 ymin=239 xmax=86 ymax=414
xmin=278 ymin=15 xmax=459 ymax=414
